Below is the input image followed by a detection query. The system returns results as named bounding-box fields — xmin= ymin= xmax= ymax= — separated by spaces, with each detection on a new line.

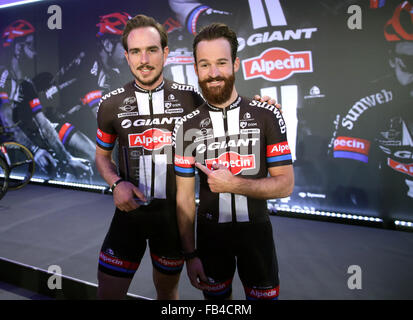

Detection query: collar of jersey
xmin=206 ymin=95 xmax=242 ymax=112
xmin=133 ymin=80 xmax=165 ymax=93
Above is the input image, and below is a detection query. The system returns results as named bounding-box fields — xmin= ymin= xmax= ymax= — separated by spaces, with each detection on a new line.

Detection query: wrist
xmin=110 ymin=178 xmax=124 ymax=192
xmin=182 ymin=249 xmax=198 ymax=261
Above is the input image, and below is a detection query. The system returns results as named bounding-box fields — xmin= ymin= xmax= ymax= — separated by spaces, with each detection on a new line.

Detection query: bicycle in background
xmin=0 ymin=125 xmax=35 ymax=200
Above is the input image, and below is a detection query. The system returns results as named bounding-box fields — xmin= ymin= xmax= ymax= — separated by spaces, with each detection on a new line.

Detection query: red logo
xmin=242 ymin=47 xmax=312 ymax=81
xmin=267 ymin=141 xmax=291 ymax=157
xmin=334 ymin=136 xmax=370 ymax=155
xmin=205 ymin=152 xmax=255 ymax=175
xmin=128 ymin=129 xmax=172 ymax=150
xmin=388 ymin=158 xmax=413 ymax=177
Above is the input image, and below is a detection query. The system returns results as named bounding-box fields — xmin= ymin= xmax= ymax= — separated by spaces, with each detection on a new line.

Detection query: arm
xmin=176 ymin=175 xmax=207 ymax=289
xmin=95 ymin=145 xmax=146 ymax=212
xmin=196 ymin=163 xmax=294 ymax=199
xmin=34 ymin=112 xmax=89 ymax=173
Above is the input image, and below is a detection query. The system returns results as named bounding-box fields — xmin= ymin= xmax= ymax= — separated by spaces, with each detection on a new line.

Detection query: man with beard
xmin=96 ymin=14 xmax=278 ymax=299
xmin=0 ymin=19 xmax=91 ymax=177
xmin=173 ymin=23 xmax=294 ymax=299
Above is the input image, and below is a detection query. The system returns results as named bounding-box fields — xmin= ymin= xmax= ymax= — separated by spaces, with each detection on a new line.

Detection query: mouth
xmin=137 ymin=65 xmax=154 ymax=75
xmin=207 ymin=78 xmax=224 ymax=87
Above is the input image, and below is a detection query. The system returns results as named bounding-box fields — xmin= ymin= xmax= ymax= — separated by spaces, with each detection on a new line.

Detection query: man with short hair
xmin=173 ymin=23 xmax=294 ymax=300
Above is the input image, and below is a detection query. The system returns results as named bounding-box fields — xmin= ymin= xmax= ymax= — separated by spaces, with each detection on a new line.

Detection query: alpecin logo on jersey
xmin=128 ymin=128 xmax=172 ymax=150
xmin=242 ymin=47 xmax=312 ymax=81
xmin=205 ymin=152 xmax=256 ymax=175
xmin=388 ymin=158 xmax=413 ymax=177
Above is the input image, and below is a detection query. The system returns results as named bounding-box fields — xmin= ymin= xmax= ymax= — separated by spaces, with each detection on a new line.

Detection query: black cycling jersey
xmin=96 ymin=78 xmax=204 ymax=202
xmin=329 ymin=79 xmax=413 ymax=217
xmin=173 ymin=95 xmax=292 ymax=223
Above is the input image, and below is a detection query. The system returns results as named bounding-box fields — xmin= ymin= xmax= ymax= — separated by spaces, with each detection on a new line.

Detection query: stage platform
xmin=0 ymin=184 xmax=412 ymax=300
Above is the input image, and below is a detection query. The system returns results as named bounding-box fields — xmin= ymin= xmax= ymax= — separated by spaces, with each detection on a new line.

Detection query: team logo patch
xmin=205 ymin=151 xmax=256 ymax=175
xmin=128 ymin=128 xmax=172 ymax=150
xmin=242 ymin=47 xmax=313 ymax=81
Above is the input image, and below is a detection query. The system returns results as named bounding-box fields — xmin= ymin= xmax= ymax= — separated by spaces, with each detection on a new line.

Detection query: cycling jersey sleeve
xmin=173 ymin=114 xmax=196 ymax=177
xmin=264 ymin=106 xmax=293 ymax=168
xmin=96 ymin=99 xmax=117 ymax=151
xmin=20 ymin=80 xmax=43 ymax=115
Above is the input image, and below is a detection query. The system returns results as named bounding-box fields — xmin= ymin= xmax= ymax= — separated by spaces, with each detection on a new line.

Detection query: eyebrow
xmin=198 ymin=57 xmax=229 ymax=63
xmin=128 ymin=45 xmax=160 ymax=52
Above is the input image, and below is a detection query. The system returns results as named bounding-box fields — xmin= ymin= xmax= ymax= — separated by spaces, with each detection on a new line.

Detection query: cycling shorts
xmin=98 ymin=199 xmax=184 ymax=278
xmin=196 ymin=215 xmax=279 ymax=300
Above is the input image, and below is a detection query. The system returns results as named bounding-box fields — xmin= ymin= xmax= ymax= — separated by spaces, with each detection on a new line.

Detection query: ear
xmin=124 ymin=50 xmax=129 ymax=63
xmin=163 ymin=46 xmax=170 ymax=60
xmin=233 ymin=57 xmax=240 ymax=73
xmin=194 ymin=62 xmax=199 ymax=77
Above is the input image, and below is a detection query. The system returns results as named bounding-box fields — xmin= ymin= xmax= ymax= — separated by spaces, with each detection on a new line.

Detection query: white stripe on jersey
xmin=235 ymin=195 xmax=249 ymax=222
xmin=152 ymin=90 xmax=165 ymax=115
xmin=135 ymin=91 xmax=151 ymax=115
xmin=139 ymin=154 xmax=152 ymax=199
xmin=280 ymin=85 xmax=298 ymax=162
xmin=154 ymin=154 xmax=167 ymax=199
xmin=209 ymin=111 xmax=226 ymax=138
xmin=227 ymin=108 xmax=240 ymax=136
xmin=218 ymin=193 xmax=233 ymax=223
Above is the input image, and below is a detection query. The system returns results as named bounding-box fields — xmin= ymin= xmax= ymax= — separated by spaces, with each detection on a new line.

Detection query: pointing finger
xmin=195 ymin=162 xmax=212 ymax=176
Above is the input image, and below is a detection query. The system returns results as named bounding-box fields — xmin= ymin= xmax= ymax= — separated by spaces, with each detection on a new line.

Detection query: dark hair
xmin=193 ymin=23 xmax=238 ymax=63
xmin=122 ymin=14 xmax=168 ymax=51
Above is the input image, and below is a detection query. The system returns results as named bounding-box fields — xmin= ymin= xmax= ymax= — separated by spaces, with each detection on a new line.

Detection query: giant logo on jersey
xmin=242 ymin=47 xmax=313 ymax=81
xmin=128 ymin=128 xmax=172 ymax=150
xmin=205 ymin=152 xmax=256 ymax=175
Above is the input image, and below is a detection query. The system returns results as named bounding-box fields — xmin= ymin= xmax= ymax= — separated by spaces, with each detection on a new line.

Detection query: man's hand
xmin=113 ymin=180 xmax=147 ymax=212
xmin=68 ymin=156 xmax=93 ymax=177
xmin=195 ymin=162 xmax=235 ymax=193
xmin=34 ymin=148 xmax=57 ymax=171
xmin=254 ymin=94 xmax=282 ymax=112
xmin=186 ymin=257 xmax=208 ymax=290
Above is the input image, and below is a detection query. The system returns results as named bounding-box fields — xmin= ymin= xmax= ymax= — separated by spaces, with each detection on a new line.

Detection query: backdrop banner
xmin=0 ymin=0 xmax=411 ymax=223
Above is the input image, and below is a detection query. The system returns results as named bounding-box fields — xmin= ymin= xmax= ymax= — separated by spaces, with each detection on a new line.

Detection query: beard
xmin=198 ymin=73 xmax=235 ymax=105
xmin=130 ymin=64 xmax=163 ymax=88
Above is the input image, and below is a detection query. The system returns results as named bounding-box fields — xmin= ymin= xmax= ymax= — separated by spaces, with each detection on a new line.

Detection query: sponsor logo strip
xmin=245 ymin=285 xmax=279 ymax=300
xmin=174 ymin=155 xmax=195 ymax=174
xmin=388 ymin=158 xmax=413 ymax=177
xmin=29 ymin=98 xmax=42 ymax=112
xmin=0 ymin=92 xmax=9 ymax=104
xmin=150 ymin=253 xmax=184 ymax=272
xmin=333 ymin=136 xmax=370 ymax=163
xmin=200 ymin=279 xmax=232 ymax=296
xmin=267 ymin=142 xmax=292 ymax=163
xmin=96 ymin=128 xmax=117 ymax=148
xmin=58 ymin=123 xmax=75 ymax=145
xmin=128 ymin=128 xmax=172 ymax=150
xmin=99 ymin=252 xmax=139 ymax=274
xmin=82 ymin=90 xmax=102 ymax=107
xmin=205 ymin=152 xmax=256 ymax=175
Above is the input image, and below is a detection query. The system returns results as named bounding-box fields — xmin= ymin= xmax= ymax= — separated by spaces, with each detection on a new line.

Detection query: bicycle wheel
xmin=0 ymin=156 xmax=10 ymax=200
xmin=2 ymin=142 xmax=35 ymax=190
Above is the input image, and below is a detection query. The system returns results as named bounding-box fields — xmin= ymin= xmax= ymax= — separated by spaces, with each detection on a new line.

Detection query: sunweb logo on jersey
xmin=205 ymin=152 xmax=256 ymax=175
xmin=242 ymin=47 xmax=313 ymax=81
xmin=128 ymin=129 xmax=172 ymax=150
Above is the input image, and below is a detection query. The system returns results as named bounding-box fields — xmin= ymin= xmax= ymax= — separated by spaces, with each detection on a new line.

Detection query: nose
xmin=208 ymin=64 xmax=220 ymax=78
xmin=140 ymin=51 xmax=149 ymax=64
